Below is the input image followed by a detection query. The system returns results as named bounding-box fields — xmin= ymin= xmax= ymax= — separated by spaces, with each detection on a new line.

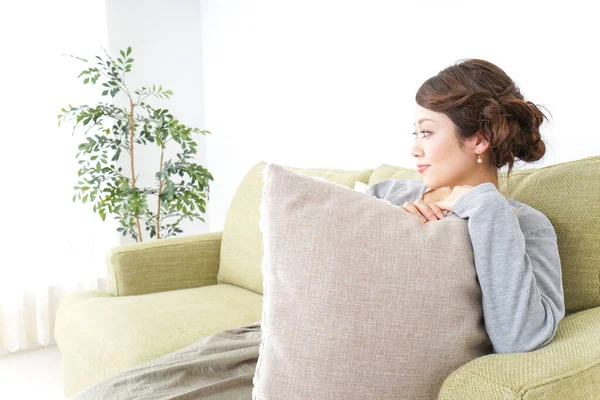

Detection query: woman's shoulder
xmin=507 ymin=198 xmax=557 ymax=239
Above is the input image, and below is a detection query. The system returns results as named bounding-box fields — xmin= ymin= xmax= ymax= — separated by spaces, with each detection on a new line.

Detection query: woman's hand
xmin=400 ymin=185 xmax=475 ymax=223
xmin=401 ymin=199 xmax=446 ymax=223
xmin=435 ymin=185 xmax=475 ymax=212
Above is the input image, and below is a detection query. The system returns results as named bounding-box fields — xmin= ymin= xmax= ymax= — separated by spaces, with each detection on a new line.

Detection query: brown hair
xmin=415 ymin=58 xmax=550 ymax=181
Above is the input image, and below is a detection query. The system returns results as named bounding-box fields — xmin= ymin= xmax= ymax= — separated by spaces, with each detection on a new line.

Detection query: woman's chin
xmin=422 ymin=179 xmax=445 ymax=191
xmin=422 ymin=177 xmax=435 ymax=187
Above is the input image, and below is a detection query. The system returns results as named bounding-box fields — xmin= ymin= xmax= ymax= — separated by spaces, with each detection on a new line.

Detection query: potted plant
xmin=58 ymin=47 xmax=213 ymax=242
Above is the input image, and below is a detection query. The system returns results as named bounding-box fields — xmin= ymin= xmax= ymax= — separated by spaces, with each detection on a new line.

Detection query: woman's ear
xmin=473 ymin=130 xmax=490 ymax=154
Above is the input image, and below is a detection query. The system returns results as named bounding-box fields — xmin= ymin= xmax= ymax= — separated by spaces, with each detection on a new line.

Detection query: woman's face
xmin=411 ymin=104 xmax=482 ymax=190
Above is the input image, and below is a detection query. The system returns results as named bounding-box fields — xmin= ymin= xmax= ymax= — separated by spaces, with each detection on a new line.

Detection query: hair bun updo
xmin=416 ymin=58 xmax=550 ymax=179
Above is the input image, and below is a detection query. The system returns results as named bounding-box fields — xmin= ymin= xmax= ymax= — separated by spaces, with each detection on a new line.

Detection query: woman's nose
xmin=411 ymin=141 xmax=422 ymax=158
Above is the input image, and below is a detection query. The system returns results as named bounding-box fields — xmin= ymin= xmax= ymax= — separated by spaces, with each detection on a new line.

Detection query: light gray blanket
xmin=71 ymin=320 xmax=262 ymax=400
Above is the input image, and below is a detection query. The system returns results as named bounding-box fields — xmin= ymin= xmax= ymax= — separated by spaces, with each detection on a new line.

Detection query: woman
xmin=363 ymin=59 xmax=565 ymax=354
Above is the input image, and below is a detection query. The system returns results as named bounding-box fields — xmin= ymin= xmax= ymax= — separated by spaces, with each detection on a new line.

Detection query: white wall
xmin=109 ymin=0 xmax=600 ymax=234
xmin=201 ymin=0 xmax=600 ymax=232
xmin=105 ymin=0 xmax=208 ymax=243
xmin=1 ymin=0 xmax=118 ymax=287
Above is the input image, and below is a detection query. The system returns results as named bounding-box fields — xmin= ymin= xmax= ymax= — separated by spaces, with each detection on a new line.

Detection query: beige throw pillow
xmin=253 ymin=163 xmax=493 ymax=399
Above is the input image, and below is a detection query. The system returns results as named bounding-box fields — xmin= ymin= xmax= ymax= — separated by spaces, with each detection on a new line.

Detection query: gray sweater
xmin=362 ymin=179 xmax=565 ymax=354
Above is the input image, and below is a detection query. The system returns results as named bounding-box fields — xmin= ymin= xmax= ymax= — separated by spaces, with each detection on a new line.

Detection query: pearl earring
xmin=477 ymin=154 xmax=483 ymax=164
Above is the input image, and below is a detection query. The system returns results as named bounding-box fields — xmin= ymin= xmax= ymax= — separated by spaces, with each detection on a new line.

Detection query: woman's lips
xmin=417 ymin=165 xmax=430 ymax=173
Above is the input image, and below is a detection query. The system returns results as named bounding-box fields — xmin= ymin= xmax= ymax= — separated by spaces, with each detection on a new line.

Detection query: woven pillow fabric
xmin=252 ymin=164 xmax=494 ymax=400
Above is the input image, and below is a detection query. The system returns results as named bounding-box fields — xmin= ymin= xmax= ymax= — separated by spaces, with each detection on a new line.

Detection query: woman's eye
xmin=411 ymin=130 xmax=432 ymax=138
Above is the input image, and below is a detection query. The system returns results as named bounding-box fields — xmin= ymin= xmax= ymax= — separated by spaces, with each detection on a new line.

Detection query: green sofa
xmin=55 ymin=156 xmax=600 ymax=398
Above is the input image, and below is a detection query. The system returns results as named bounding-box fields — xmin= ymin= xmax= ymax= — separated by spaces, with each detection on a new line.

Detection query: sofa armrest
xmin=438 ymin=306 xmax=600 ymax=399
xmin=106 ymin=231 xmax=222 ymax=296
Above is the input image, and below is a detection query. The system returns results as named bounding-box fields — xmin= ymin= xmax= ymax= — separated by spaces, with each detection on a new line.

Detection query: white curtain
xmin=0 ymin=0 xmax=120 ymax=354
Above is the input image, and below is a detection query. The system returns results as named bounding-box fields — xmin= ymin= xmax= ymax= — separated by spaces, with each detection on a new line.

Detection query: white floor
xmin=0 ymin=345 xmax=67 ymax=400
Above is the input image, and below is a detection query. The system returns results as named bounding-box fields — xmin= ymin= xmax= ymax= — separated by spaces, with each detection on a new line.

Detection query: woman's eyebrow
xmin=414 ymin=118 xmax=437 ymax=126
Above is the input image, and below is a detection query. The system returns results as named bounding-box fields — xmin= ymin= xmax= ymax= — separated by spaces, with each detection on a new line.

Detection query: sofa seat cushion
xmin=55 ymin=284 xmax=262 ymax=397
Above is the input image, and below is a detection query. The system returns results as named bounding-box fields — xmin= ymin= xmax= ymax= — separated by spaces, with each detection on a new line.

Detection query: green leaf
xmin=126 ymin=46 xmax=132 ymax=56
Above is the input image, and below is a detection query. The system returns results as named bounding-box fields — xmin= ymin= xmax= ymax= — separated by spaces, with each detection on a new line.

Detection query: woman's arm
xmin=361 ymin=179 xmax=424 ymax=205
xmin=452 ymin=182 xmax=566 ymax=354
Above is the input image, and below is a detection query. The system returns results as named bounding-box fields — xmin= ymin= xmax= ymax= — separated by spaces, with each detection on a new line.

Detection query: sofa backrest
xmin=217 ymin=161 xmax=374 ymax=295
xmin=218 ymin=156 xmax=599 ymax=317
xmin=368 ymin=156 xmax=600 ymax=317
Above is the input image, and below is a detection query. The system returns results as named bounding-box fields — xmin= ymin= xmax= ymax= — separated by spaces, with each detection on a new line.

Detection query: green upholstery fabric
xmin=55 ymin=156 xmax=600 ymax=398
xmin=439 ymin=307 xmax=600 ymax=399
xmin=106 ymin=231 xmax=222 ymax=296
xmin=217 ymin=161 xmax=374 ymax=295
xmin=55 ymin=283 xmax=262 ymax=397
xmin=368 ymin=156 xmax=600 ymax=316
xmin=368 ymin=163 xmax=422 ymax=183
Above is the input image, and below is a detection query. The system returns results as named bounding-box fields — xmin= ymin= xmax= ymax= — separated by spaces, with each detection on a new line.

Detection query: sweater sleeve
xmin=361 ymin=179 xmax=396 ymax=198
xmin=451 ymin=182 xmax=566 ymax=354
xmin=361 ymin=179 xmax=425 ymax=206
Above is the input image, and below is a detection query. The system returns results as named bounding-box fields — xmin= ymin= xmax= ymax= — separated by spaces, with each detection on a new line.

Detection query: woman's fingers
xmin=401 ymin=200 xmax=446 ymax=223
xmin=413 ymin=199 xmax=440 ymax=222
xmin=424 ymin=200 xmax=445 ymax=219
xmin=401 ymin=202 xmax=428 ymax=223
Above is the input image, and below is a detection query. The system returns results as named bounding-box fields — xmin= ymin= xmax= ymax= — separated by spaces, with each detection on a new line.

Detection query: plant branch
xmin=128 ymin=97 xmax=143 ymax=242
xmin=101 ymin=46 xmax=131 ymax=98
xmin=156 ymin=148 xmax=164 ymax=239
